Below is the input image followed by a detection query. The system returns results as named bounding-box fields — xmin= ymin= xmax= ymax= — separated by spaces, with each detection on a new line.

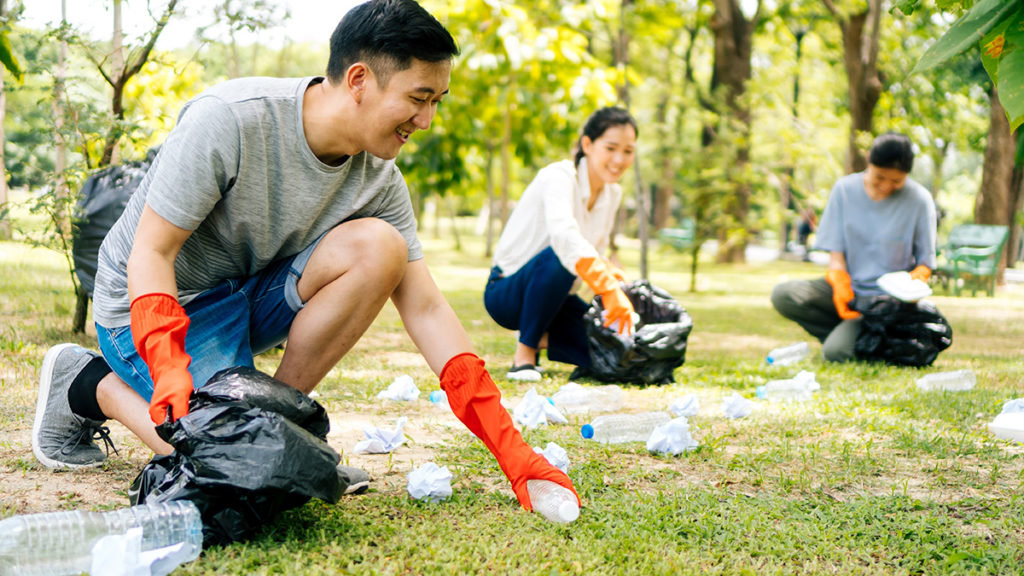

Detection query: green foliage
xmin=0 ymin=29 xmax=22 ymax=81
xmin=908 ymin=0 xmax=1024 ymax=130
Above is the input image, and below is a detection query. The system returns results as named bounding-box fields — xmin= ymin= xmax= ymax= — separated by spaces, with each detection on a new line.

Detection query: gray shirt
xmin=94 ymin=76 xmax=422 ymax=327
xmin=815 ymin=172 xmax=936 ymax=295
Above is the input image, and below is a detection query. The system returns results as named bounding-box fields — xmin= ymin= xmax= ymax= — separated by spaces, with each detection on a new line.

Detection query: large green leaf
xmin=997 ymin=18 xmax=1024 ymax=131
xmin=0 ymin=31 xmax=22 ymax=81
xmin=912 ymin=0 xmax=1018 ymax=73
xmin=979 ymin=17 xmax=1011 ymax=83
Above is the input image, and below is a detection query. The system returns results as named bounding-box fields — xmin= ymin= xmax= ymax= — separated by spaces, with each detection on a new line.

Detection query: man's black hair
xmin=326 ymin=0 xmax=459 ymax=86
xmin=868 ymin=132 xmax=914 ymax=173
xmin=574 ymin=107 xmax=638 ymax=166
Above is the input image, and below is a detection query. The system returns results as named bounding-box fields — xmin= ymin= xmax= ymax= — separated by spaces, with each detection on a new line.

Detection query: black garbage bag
xmin=72 ymin=149 xmax=156 ymax=296
xmin=583 ymin=280 xmax=693 ymax=385
xmin=853 ymin=295 xmax=953 ymax=367
xmin=129 ymin=367 xmax=343 ymax=547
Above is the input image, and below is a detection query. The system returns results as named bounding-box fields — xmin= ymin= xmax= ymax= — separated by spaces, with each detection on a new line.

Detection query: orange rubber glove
xmin=604 ymin=258 xmax=628 ymax=283
xmin=825 ymin=269 xmax=860 ymax=320
xmin=440 ymin=353 xmax=580 ymax=511
xmin=576 ymin=256 xmax=635 ymax=334
xmin=909 ymin=265 xmax=931 ymax=282
xmin=130 ymin=293 xmax=194 ymax=425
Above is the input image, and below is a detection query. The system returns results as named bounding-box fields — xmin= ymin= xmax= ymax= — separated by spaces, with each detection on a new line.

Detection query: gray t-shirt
xmin=814 ymin=172 xmax=936 ymax=295
xmin=94 ymin=76 xmax=423 ymax=327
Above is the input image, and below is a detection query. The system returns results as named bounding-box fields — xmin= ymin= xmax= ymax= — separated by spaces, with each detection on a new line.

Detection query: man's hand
xmin=130 ymin=293 xmax=194 ymax=424
xmin=909 ymin=265 xmax=931 ymax=282
xmin=576 ymin=256 xmax=635 ymax=335
xmin=440 ymin=353 xmax=580 ymax=510
xmin=825 ymin=269 xmax=860 ymax=320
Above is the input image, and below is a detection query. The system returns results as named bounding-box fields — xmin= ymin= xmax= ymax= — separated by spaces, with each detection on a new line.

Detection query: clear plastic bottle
xmin=551 ymin=383 xmax=624 ymax=414
xmin=0 ymin=500 xmax=203 ymax=576
xmin=580 ymin=411 xmax=672 ymax=444
xmin=526 ymin=480 xmax=579 ymax=524
xmin=915 ymin=369 xmax=976 ymax=392
xmin=766 ymin=342 xmax=810 ymax=366
xmin=756 ymin=370 xmax=819 ymax=402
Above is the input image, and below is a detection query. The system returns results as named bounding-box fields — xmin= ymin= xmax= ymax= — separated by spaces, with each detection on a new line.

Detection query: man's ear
xmin=346 ymin=63 xmax=370 ymax=103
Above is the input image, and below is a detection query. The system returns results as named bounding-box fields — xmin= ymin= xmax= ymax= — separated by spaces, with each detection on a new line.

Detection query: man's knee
xmin=322 ymin=218 xmax=407 ymax=276
xmin=770 ymin=281 xmax=798 ymax=316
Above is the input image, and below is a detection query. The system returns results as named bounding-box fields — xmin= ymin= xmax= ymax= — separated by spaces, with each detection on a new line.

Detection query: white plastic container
xmin=766 ymin=342 xmax=810 ymax=366
xmin=580 ymin=411 xmax=672 ymax=444
xmin=915 ymin=370 xmax=976 ymax=392
xmin=756 ymin=371 xmax=820 ymax=402
xmin=526 ymin=480 xmax=579 ymax=524
xmin=0 ymin=500 xmax=202 ymax=576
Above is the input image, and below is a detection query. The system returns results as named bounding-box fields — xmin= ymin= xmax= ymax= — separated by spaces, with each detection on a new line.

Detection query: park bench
xmin=657 ymin=218 xmax=697 ymax=252
xmin=934 ymin=223 xmax=1009 ymax=297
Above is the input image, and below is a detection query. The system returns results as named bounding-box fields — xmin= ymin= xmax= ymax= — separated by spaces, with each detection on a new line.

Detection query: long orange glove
xmin=825 ymin=269 xmax=860 ymax=320
xmin=130 ymin=293 xmax=194 ymax=425
xmin=440 ymin=353 xmax=580 ymax=511
xmin=576 ymin=256 xmax=635 ymax=334
xmin=909 ymin=265 xmax=931 ymax=282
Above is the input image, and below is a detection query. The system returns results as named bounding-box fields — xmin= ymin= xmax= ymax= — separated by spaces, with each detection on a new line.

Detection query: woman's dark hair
xmin=574 ymin=107 xmax=638 ymax=166
xmin=326 ymin=0 xmax=459 ymax=87
xmin=868 ymin=132 xmax=914 ymax=173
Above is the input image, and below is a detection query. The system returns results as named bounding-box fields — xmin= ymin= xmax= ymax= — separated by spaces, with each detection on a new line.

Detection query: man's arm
xmin=127 ymin=205 xmax=197 ymax=423
xmin=389 ymin=259 xmax=472 ymax=374
xmin=390 ymin=258 xmax=579 ymax=510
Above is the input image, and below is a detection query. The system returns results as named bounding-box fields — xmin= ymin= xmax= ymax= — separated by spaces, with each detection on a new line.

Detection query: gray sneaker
xmin=32 ymin=344 xmax=115 ymax=469
xmin=337 ymin=464 xmax=370 ymax=495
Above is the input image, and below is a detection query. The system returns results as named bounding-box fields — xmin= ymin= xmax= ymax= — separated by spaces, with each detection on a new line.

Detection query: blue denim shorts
xmin=96 ymin=239 xmax=319 ymax=402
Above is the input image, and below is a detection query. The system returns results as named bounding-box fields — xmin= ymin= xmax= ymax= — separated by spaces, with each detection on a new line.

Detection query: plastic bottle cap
xmin=766 ymin=356 xmax=775 ymax=364
xmin=580 ymin=424 xmax=594 ymax=439
xmin=755 ymin=386 xmax=766 ymax=399
xmin=558 ymin=501 xmax=581 ymax=523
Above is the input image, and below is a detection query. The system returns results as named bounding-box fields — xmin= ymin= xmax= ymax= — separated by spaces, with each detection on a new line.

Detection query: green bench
xmin=934 ymin=224 xmax=1009 ymax=297
xmin=657 ymin=218 xmax=697 ymax=252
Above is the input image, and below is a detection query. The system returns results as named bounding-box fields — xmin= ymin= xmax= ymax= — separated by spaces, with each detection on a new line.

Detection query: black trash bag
xmin=583 ymin=280 xmax=693 ymax=385
xmin=129 ymin=366 xmax=343 ymax=547
xmin=72 ymin=149 xmax=156 ymax=296
xmin=853 ymin=295 xmax=953 ymax=367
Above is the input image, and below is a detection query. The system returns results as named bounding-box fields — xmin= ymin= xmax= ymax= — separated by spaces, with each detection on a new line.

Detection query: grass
xmin=2 ymin=205 xmax=1024 ymax=574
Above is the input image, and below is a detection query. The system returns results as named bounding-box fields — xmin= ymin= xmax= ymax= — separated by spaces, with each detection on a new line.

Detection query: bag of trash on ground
xmin=129 ymin=367 xmax=344 ymax=547
xmin=583 ymin=280 xmax=693 ymax=385
xmin=853 ymin=295 xmax=952 ymax=367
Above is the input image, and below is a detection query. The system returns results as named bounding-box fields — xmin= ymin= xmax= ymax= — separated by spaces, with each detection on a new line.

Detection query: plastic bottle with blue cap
xmin=580 ymin=412 xmax=672 ymax=444
xmin=766 ymin=342 xmax=809 ymax=366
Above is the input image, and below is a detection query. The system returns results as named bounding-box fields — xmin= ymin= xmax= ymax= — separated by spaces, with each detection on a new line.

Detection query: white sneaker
xmin=506 ymin=364 xmax=542 ymax=382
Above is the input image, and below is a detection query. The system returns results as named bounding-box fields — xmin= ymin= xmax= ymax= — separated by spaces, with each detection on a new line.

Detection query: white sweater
xmin=493 ymin=158 xmax=622 ymax=281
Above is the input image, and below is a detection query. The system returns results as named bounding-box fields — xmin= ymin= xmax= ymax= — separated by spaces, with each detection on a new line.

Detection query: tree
xmin=0 ymin=0 xmax=23 ymax=241
xmin=822 ymin=0 xmax=884 ymax=173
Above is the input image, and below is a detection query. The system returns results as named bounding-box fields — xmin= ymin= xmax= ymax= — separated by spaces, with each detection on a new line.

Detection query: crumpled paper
xmin=1001 ymin=398 xmax=1024 ymax=414
xmin=533 ymin=442 xmax=570 ymax=474
xmin=669 ymin=393 xmax=700 ymax=417
xmin=376 ymin=375 xmax=420 ymax=401
xmin=91 ymin=526 xmax=200 ymax=576
xmin=353 ymin=418 xmax=407 ymax=454
xmin=722 ymin=392 xmax=754 ymax=419
xmin=407 ymin=462 xmax=453 ymax=503
xmin=647 ymin=417 xmax=699 ymax=455
xmin=513 ymin=388 xmax=568 ymax=429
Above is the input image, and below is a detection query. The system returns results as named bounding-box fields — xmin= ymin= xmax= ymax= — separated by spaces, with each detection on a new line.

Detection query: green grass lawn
xmin=2 ymin=216 xmax=1023 ymax=575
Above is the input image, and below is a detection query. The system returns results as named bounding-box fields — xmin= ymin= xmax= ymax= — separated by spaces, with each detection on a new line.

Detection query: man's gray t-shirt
xmin=94 ymin=76 xmax=423 ymax=327
xmin=815 ymin=172 xmax=936 ymax=295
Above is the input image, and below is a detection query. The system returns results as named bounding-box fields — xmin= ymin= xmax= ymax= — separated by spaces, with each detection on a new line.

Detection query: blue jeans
xmin=483 ymin=247 xmax=591 ymax=367
xmin=96 ymin=239 xmax=319 ymax=401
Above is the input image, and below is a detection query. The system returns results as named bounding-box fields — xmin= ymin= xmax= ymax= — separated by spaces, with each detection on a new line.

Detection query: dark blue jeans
xmin=483 ymin=247 xmax=591 ymax=367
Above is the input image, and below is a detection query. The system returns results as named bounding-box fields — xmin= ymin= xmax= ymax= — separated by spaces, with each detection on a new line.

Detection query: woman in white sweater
xmin=484 ymin=107 xmax=638 ymax=381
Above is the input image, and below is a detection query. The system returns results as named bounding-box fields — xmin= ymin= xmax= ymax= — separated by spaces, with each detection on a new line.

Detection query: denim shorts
xmin=96 ymin=239 xmax=320 ymax=402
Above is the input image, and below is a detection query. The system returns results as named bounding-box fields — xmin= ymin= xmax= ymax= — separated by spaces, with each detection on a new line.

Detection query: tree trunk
xmin=975 ymin=88 xmax=1018 ymax=280
xmin=0 ymin=0 xmax=10 ymax=241
xmin=484 ymin=144 xmax=496 ymax=258
xmin=824 ymin=0 xmax=883 ymax=174
xmin=710 ymin=0 xmax=755 ymax=263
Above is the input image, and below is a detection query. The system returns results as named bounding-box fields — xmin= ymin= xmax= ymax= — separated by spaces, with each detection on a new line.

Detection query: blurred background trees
xmin=1 ymin=0 xmax=1017 ymax=323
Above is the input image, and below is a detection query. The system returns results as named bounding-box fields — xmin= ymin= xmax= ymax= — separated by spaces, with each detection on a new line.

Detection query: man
xmin=32 ymin=0 xmax=577 ymax=512
xmin=771 ymin=133 xmax=936 ymax=361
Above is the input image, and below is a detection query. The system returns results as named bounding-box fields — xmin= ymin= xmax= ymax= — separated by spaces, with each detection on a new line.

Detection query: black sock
xmin=67 ymin=357 xmax=112 ymax=421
